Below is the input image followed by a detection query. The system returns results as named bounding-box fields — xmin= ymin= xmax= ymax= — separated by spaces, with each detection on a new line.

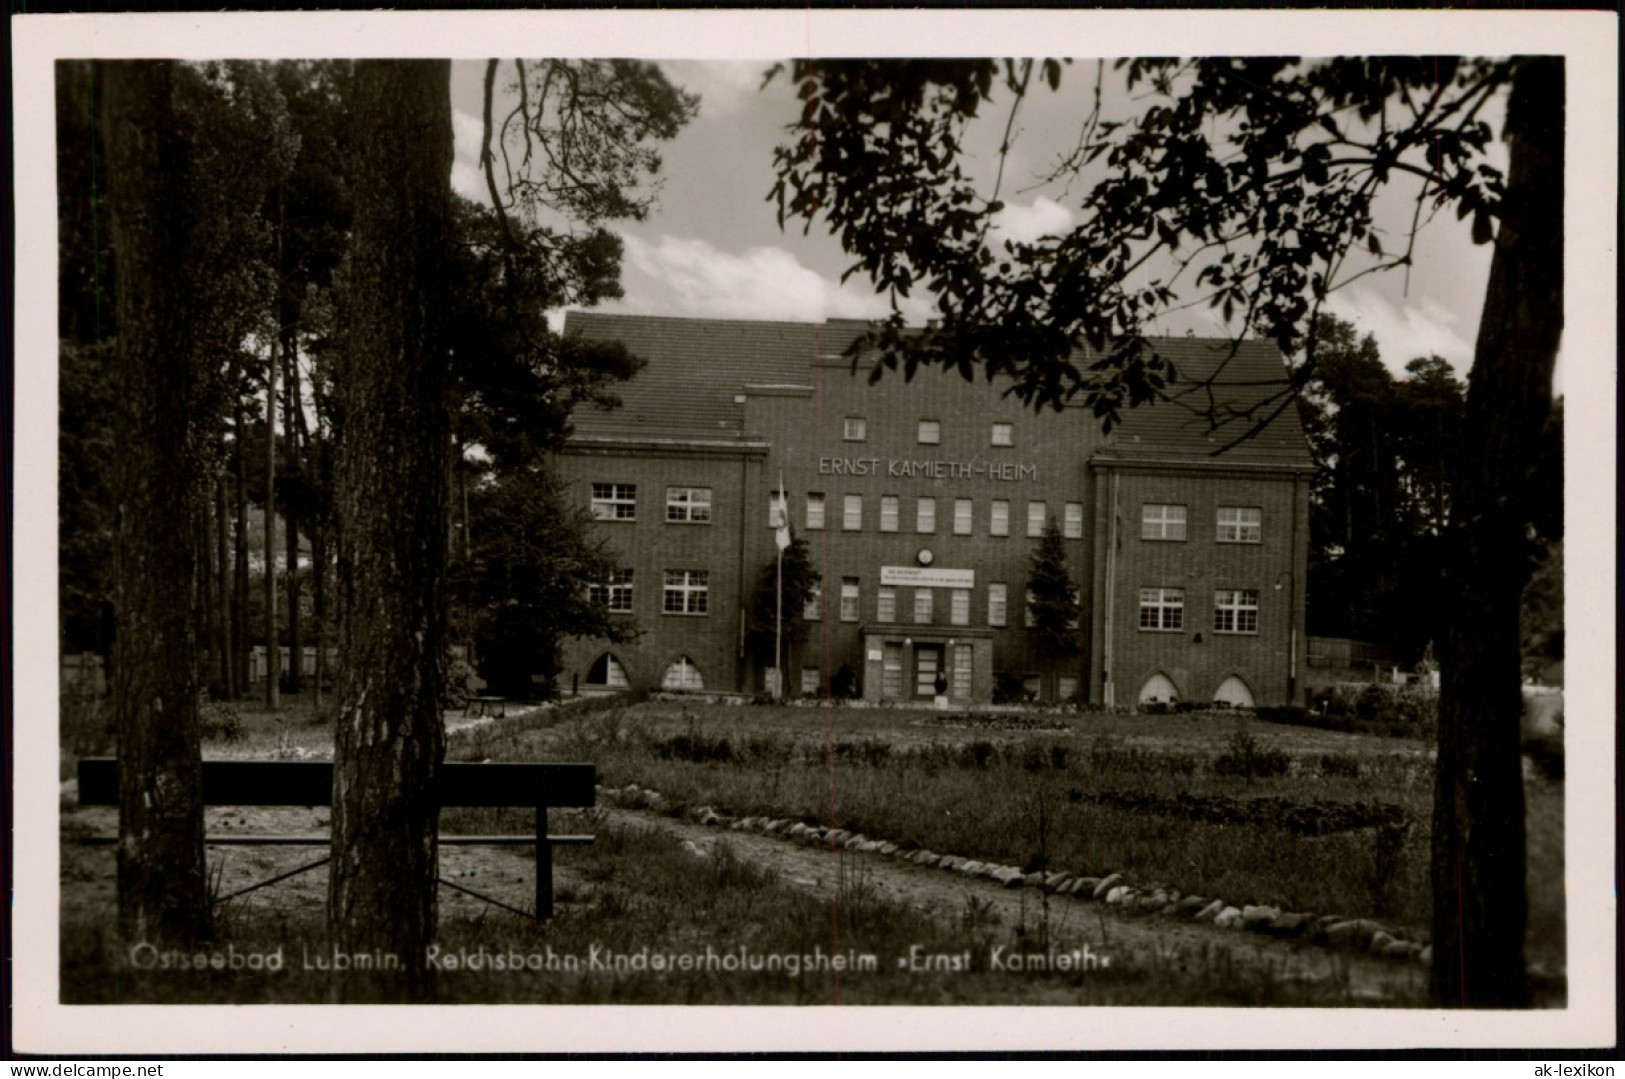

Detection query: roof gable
xmin=563 ymin=312 xmax=1312 ymax=467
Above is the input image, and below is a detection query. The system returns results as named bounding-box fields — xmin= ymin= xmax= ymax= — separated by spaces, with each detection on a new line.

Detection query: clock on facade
xmin=917 ymin=548 xmax=935 ymax=566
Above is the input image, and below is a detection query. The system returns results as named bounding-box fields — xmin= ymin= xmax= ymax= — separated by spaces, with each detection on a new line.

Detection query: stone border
xmin=599 ymin=782 xmax=1432 ymax=967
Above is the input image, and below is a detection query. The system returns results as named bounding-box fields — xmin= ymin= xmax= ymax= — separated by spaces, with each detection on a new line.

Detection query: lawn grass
xmin=490 ymin=700 xmax=1563 ymax=971
xmin=59 ymin=691 xmax=1563 ymax=1002
xmin=59 ymin=814 xmax=1374 ymax=1006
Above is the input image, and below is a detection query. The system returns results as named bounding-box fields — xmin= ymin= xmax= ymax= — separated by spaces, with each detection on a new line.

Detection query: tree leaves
xmin=767 ymin=56 xmax=1520 ymax=436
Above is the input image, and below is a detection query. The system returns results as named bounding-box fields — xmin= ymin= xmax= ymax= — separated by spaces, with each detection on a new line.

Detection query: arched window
xmin=661 ymin=656 xmax=705 ymax=691
xmin=1137 ymin=672 xmax=1180 ymax=706
xmin=1212 ymin=675 xmax=1256 ymax=709
xmin=586 ymin=653 xmax=630 ymax=689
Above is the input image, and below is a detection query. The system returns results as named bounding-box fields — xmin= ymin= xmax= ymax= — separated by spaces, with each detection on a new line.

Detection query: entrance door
xmin=881 ymin=643 xmax=905 ymax=699
xmin=914 ymin=644 xmax=944 ymax=698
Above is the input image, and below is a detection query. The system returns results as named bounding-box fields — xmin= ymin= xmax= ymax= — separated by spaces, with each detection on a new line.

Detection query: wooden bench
xmin=75 ymin=758 xmax=595 ymax=919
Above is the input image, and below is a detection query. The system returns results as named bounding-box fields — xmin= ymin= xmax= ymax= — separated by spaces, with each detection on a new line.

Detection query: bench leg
xmin=535 ymin=805 xmax=552 ymax=920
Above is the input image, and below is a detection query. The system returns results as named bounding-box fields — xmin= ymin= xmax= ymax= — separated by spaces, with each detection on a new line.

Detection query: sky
xmin=447 ymin=57 xmax=1507 ymax=387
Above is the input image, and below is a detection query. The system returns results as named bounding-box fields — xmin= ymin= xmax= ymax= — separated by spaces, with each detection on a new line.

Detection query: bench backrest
xmin=76 ymin=758 xmax=596 ymax=809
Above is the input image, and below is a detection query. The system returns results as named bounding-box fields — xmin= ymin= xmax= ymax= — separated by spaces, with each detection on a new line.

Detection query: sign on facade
xmin=880 ymin=566 xmax=976 ymax=589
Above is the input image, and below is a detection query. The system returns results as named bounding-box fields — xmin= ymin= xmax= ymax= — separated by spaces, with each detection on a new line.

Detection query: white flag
xmin=773 ymin=488 xmax=792 ymax=551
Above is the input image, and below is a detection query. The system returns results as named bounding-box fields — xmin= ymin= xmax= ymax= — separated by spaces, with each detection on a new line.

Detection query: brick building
xmin=552 ymin=312 xmax=1313 ymax=708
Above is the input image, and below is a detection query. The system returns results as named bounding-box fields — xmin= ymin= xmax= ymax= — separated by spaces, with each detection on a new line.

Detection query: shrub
xmin=650 ymin=715 xmax=734 ymax=764
xmin=62 ymin=692 xmax=115 ymax=762
xmin=1319 ymin=753 xmax=1361 ymax=779
xmin=444 ymin=655 xmax=477 ymax=710
xmin=1355 ymin=684 xmax=1390 ymax=721
xmin=1214 ymin=723 xmax=1289 ymax=782
xmin=1254 ymin=705 xmax=1307 ymax=725
xmin=992 ymin=672 xmax=1026 ymax=705
xmin=199 ymin=696 xmax=244 ymax=743
xmin=831 ymin=665 xmax=861 ymax=700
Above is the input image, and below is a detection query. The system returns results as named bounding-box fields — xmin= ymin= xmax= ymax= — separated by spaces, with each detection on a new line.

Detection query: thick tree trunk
xmin=101 ymin=59 xmax=211 ymax=945
xmin=328 ymin=59 xmax=453 ymax=1002
xmin=1430 ymin=56 xmax=1562 ymax=1009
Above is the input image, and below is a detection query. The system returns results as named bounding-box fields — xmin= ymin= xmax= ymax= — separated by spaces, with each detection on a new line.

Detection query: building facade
xmin=553 ymin=313 xmax=1313 ymax=708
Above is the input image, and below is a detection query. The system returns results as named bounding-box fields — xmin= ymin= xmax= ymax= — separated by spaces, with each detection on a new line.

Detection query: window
xmin=953 ymin=498 xmax=973 ymax=535
xmin=843 ymin=494 xmax=863 ymax=531
xmin=590 ymin=482 xmax=636 ymax=521
xmin=661 ymin=656 xmax=705 ymax=691
xmin=1138 ymin=587 xmax=1185 ymax=631
xmin=840 ymin=578 xmax=860 ymax=622
xmin=1142 ymin=503 xmax=1187 ymax=541
xmin=916 ymin=497 xmax=936 ymax=534
xmin=1027 ymin=501 xmax=1047 ymax=537
xmin=801 ymin=668 xmax=823 ymax=697
xmin=588 ymin=569 xmax=634 ymax=613
xmin=1213 ymin=675 xmax=1255 ymax=708
xmin=1213 ymin=588 xmax=1260 ymax=634
xmin=803 ymin=582 xmax=822 ymax=621
xmin=991 ymin=422 xmax=1013 ymax=447
xmin=1024 ymin=589 xmax=1037 ymax=628
xmin=665 ymin=486 xmax=712 ymax=524
xmin=806 ymin=492 xmax=826 ymax=530
xmin=1217 ymin=506 xmax=1263 ymax=543
xmin=988 ymin=583 xmax=1008 ymax=627
xmin=990 ymin=500 xmax=1010 ymax=537
xmin=914 ymin=589 xmax=933 ymax=625
xmin=586 ymin=653 xmax=629 ymax=689
xmin=917 ymin=420 xmax=941 ymax=445
xmin=877 ymin=586 xmax=897 ymax=623
xmin=880 ymin=495 xmax=900 ymax=533
xmin=662 ymin=570 xmax=709 ymax=615
xmin=950 ymin=588 xmax=970 ymax=626
xmin=1057 ymin=675 xmax=1079 ymax=701
xmin=844 ymin=416 xmax=867 ymax=442
xmin=1063 ymin=502 xmax=1084 ymax=539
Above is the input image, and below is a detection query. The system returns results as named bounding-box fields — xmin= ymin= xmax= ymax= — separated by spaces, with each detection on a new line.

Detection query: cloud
xmin=989 ymin=196 xmax=1075 ymax=246
xmin=1325 ymin=286 xmax=1475 ymax=374
xmin=612 ymin=234 xmax=932 ymax=324
xmin=660 ymin=60 xmax=770 ymax=119
xmin=450 ymin=108 xmax=488 ymax=204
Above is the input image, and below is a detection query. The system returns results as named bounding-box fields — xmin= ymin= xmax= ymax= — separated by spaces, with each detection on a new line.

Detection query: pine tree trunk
xmin=312 ymin=430 xmax=327 ymax=713
xmin=216 ymin=469 xmax=234 ymax=698
xmin=195 ymin=492 xmax=216 ymax=695
xmin=264 ymin=324 xmax=280 ymax=710
xmin=284 ymin=323 xmax=303 ymax=695
xmin=1430 ymin=56 xmax=1562 ymax=1009
xmin=328 ymin=59 xmax=453 ymax=1002
xmin=101 ymin=59 xmax=211 ymax=945
xmin=233 ymin=404 xmax=251 ymax=695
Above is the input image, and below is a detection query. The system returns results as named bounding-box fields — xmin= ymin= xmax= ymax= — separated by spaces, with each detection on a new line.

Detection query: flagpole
xmin=775 ymin=473 xmax=784 ymax=700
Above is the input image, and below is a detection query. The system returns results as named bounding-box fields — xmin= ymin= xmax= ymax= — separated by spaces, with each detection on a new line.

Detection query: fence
xmin=1305 ymin=636 xmax=1396 ymax=669
xmin=249 ymin=645 xmax=341 ymax=683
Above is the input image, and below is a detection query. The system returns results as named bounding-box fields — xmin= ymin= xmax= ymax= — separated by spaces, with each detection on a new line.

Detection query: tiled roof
xmin=563 ymin=312 xmax=866 ymax=441
xmin=563 ymin=312 xmax=1312 ymax=467
xmin=1089 ymin=336 xmax=1314 ymax=468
